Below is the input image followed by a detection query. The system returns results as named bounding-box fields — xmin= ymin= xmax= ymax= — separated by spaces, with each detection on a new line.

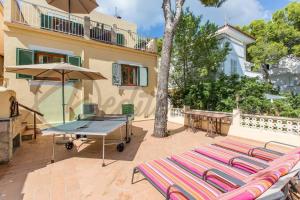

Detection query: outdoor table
xmin=42 ymin=114 xmax=132 ymax=167
xmin=183 ymin=111 xmax=230 ymax=136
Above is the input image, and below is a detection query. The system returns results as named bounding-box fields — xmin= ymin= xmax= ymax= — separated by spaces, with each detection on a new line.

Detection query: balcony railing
xmin=10 ymin=0 xmax=157 ymax=53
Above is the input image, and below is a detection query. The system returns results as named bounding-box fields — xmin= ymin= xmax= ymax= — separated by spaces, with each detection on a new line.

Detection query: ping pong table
xmin=42 ymin=114 xmax=132 ymax=166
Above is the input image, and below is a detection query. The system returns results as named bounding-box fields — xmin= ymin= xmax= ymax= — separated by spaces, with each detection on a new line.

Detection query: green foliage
xmin=199 ymin=0 xmax=227 ymax=7
xmin=248 ymin=41 xmax=288 ymax=68
xmin=156 ymin=38 xmax=163 ymax=56
xmin=243 ymin=2 xmax=300 ymax=68
xmin=169 ymin=2 xmax=300 ymax=119
xmin=170 ymin=9 xmax=230 ymax=93
xmin=170 ymin=74 xmax=300 ymax=118
xmin=170 ymin=74 xmax=275 ymax=113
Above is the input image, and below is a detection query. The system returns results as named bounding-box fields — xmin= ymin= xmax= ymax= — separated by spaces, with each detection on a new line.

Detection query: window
xmin=230 ymin=59 xmax=238 ymax=75
xmin=34 ymin=52 xmax=67 ymax=80
xmin=112 ymin=63 xmax=148 ymax=87
xmin=35 ymin=52 xmax=66 ymax=64
xmin=121 ymin=65 xmax=138 ymax=86
xmin=16 ymin=48 xmax=81 ymax=80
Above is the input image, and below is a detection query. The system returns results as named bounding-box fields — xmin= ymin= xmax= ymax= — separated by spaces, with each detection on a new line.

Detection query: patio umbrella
xmin=46 ymin=0 xmax=99 ymax=14
xmin=6 ymin=63 xmax=106 ymax=124
xmin=46 ymin=0 xmax=99 ymax=33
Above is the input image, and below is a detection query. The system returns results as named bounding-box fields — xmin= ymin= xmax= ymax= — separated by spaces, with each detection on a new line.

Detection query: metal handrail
xmin=19 ymin=103 xmax=44 ymax=140
xmin=19 ymin=103 xmax=43 ymax=116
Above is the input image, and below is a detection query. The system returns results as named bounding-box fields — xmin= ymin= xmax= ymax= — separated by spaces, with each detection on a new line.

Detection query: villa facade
xmin=1 ymin=0 xmax=158 ymax=124
xmin=217 ymin=24 xmax=262 ymax=79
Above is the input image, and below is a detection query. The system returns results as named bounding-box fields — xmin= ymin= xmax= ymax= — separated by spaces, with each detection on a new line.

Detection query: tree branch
xmin=162 ymin=0 xmax=173 ymax=22
xmin=173 ymin=0 xmax=185 ymax=25
xmin=162 ymin=0 xmax=185 ymax=26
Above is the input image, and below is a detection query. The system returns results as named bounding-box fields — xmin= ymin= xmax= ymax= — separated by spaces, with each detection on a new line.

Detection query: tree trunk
xmin=153 ymin=29 xmax=174 ymax=137
xmin=153 ymin=0 xmax=184 ymax=137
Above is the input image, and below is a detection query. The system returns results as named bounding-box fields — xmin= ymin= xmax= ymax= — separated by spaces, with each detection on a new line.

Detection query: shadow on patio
xmin=0 ymin=123 xmax=148 ymax=200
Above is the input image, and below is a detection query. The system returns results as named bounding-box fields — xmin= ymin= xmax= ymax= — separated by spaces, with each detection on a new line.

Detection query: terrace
xmin=6 ymin=0 xmax=157 ymax=53
xmin=0 ymin=111 xmax=299 ymax=199
xmin=0 ymin=120 xmax=278 ymax=200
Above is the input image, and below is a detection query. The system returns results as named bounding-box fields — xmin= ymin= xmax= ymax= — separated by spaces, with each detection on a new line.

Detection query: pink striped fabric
xmin=135 ymin=140 xmax=300 ymax=199
xmin=170 ymin=151 xmax=249 ymax=191
xmin=220 ymin=170 xmax=280 ymax=200
xmin=137 ymin=157 xmax=299 ymax=200
xmin=215 ymin=139 xmax=283 ymax=162
xmin=194 ymin=145 xmax=268 ymax=173
xmin=137 ymin=158 xmax=222 ymax=200
xmin=221 ymin=158 xmax=300 ymax=199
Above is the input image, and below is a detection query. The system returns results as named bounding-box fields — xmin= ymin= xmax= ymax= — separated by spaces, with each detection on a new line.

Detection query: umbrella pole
xmin=62 ymin=71 xmax=65 ymax=124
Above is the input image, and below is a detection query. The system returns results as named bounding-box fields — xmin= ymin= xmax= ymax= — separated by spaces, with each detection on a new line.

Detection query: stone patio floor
xmin=0 ymin=120 xmax=288 ymax=200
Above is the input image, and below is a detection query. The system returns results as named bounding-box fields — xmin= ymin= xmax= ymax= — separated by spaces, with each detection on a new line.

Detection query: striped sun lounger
xmin=132 ymin=155 xmax=300 ymax=200
xmin=134 ymin=158 xmax=223 ymax=200
xmin=169 ymin=148 xmax=300 ymax=191
xmin=170 ymin=151 xmax=249 ymax=192
xmin=214 ymin=139 xmax=297 ymax=162
xmin=194 ymin=145 xmax=269 ymax=174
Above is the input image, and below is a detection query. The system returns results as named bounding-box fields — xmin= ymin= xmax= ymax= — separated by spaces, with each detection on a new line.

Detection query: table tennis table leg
xmin=125 ymin=121 xmax=128 ymax=140
xmin=102 ymin=136 xmax=105 ymax=167
xmin=120 ymin=126 xmax=123 ymax=142
xmin=51 ymin=134 xmax=55 ymax=163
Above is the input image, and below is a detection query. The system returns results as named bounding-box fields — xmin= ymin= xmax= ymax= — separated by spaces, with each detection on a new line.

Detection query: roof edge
xmin=218 ymin=24 xmax=256 ymax=40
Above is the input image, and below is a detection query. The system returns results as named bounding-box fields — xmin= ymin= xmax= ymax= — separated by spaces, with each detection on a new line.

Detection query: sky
xmin=97 ymin=0 xmax=299 ymax=38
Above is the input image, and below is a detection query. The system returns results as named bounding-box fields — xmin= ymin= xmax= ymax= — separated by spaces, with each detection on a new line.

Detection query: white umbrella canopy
xmin=46 ymin=0 xmax=99 ymax=14
xmin=6 ymin=62 xmax=106 ymax=80
xmin=6 ymin=63 xmax=106 ymax=124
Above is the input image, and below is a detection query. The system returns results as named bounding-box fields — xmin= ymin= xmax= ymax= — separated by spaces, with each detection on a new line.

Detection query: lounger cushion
xmin=220 ymin=171 xmax=280 ymax=200
xmin=246 ymin=153 xmax=300 ymax=182
xmin=221 ymin=159 xmax=299 ymax=200
xmin=215 ymin=139 xmax=282 ymax=162
xmin=194 ymin=145 xmax=268 ymax=173
xmin=137 ymin=158 xmax=222 ymax=200
xmin=170 ymin=151 xmax=249 ymax=191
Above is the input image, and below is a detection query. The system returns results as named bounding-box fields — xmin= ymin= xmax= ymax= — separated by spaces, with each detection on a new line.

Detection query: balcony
xmin=7 ymin=0 xmax=157 ymax=53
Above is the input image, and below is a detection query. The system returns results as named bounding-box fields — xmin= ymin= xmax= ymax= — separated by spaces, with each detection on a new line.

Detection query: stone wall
xmin=0 ymin=87 xmax=23 ymax=163
xmin=0 ymin=119 xmax=10 ymax=163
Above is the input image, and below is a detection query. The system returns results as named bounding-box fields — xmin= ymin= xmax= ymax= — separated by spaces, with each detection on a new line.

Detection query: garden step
xmin=21 ymin=130 xmax=34 ymax=141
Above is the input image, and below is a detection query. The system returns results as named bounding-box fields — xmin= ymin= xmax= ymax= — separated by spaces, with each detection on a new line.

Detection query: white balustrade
xmin=240 ymin=114 xmax=300 ymax=136
xmin=170 ymin=108 xmax=184 ymax=117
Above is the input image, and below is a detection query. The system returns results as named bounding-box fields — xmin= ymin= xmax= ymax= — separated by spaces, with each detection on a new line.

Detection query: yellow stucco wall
xmin=0 ymin=3 xmax=4 ymax=56
xmin=4 ymin=23 xmax=157 ymax=124
xmin=0 ymin=3 xmax=4 ymax=85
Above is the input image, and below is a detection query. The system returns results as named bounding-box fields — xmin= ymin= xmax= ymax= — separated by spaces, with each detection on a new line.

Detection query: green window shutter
xmin=117 ymin=33 xmax=125 ymax=46
xmin=68 ymin=56 xmax=81 ymax=67
xmin=112 ymin=63 xmax=122 ymax=86
xmin=16 ymin=48 xmax=34 ymax=79
xmin=122 ymin=104 xmax=134 ymax=117
xmin=138 ymin=66 xmax=148 ymax=87
xmin=68 ymin=56 xmax=81 ymax=82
